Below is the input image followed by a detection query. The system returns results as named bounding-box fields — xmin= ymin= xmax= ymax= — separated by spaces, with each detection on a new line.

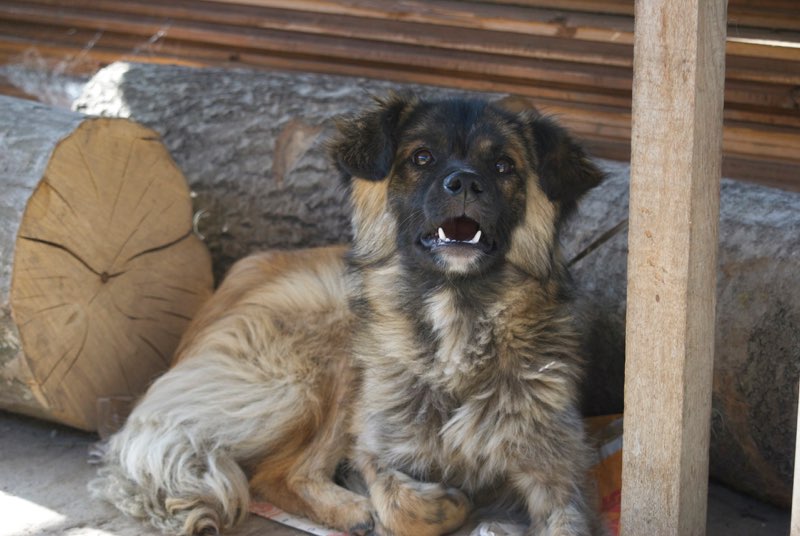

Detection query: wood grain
xmin=0 ymin=97 xmax=213 ymax=430
xmin=620 ymin=0 xmax=727 ymax=535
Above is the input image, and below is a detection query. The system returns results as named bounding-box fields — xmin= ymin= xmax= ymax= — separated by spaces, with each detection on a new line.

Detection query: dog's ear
xmin=329 ymin=93 xmax=415 ymax=181
xmin=527 ymin=114 xmax=605 ymax=215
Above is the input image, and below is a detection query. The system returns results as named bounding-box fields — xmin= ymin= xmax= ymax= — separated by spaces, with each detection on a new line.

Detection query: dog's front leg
xmin=354 ymin=452 xmax=470 ymax=536
xmin=512 ymin=468 xmax=598 ymax=536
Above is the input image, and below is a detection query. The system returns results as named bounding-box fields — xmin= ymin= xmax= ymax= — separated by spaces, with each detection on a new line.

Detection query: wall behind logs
xmin=0 ymin=0 xmax=798 ymax=190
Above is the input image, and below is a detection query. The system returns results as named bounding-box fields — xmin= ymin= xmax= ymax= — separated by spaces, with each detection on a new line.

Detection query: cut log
xmin=0 ymin=95 xmax=213 ymax=431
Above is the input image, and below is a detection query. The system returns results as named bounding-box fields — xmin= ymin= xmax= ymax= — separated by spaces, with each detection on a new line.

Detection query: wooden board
xmin=0 ymin=0 xmax=797 ymax=190
xmin=620 ymin=0 xmax=727 ymax=534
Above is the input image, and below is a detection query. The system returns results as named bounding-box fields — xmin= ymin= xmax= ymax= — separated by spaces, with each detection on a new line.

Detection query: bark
xmin=563 ymin=160 xmax=800 ymax=507
xmin=0 ymin=96 xmax=85 ymax=424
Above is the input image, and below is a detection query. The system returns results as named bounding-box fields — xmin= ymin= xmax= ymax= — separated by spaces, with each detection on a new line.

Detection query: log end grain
xmin=7 ymin=118 xmax=213 ymax=431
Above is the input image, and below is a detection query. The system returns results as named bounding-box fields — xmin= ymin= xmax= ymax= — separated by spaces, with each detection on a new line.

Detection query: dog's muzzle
xmin=419 ymin=169 xmax=495 ymax=254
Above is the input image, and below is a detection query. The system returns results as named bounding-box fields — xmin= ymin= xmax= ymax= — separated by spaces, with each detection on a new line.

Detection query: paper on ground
xmin=250 ymin=502 xmax=347 ymax=536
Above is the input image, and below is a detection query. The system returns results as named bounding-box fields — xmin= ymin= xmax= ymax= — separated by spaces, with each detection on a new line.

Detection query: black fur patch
xmin=528 ymin=115 xmax=605 ymax=219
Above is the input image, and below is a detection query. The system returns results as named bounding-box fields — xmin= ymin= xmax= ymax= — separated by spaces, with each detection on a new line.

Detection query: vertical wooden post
xmin=620 ymin=1 xmax=727 ymax=535
xmin=792 ymin=380 xmax=800 ymax=536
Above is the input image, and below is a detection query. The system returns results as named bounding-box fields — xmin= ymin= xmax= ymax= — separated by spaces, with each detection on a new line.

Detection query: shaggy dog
xmin=92 ymin=94 xmax=606 ymax=536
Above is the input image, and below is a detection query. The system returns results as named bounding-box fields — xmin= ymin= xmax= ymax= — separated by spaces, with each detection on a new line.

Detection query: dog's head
xmin=330 ymin=94 xmax=603 ymax=278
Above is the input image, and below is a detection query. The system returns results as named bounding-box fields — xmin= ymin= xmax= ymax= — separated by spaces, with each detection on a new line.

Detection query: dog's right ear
xmin=329 ymin=93 xmax=415 ymax=181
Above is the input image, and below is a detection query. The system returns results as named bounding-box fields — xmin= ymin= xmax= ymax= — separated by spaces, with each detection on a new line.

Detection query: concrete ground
xmin=0 ymin=410 xmax=790 ymax=536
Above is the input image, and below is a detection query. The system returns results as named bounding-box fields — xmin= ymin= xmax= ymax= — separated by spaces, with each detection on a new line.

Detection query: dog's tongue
xmin=441 ymin=217 xmax=480 ymax=242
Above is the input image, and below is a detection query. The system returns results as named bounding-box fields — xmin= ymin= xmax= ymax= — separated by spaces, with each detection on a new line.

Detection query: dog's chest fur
xmin=354 ymin=263 xmax=580 ymax=495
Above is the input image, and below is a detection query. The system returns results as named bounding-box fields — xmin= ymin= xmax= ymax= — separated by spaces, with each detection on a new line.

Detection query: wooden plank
xmin=0 ymin=0 xmax=637 ymax=68
xmin=25 ymin=0 xmax=640 ymax=46
xmin=720 ymin=155 xmax=800 ymax=192
xmin=620 ymin=0 xmax=726 ymax=535
xmin=4 ymin=1 xmax=799 ymax=99
xmin=1 ymin=16 xmax=794 ymax=114
xmin=204 ymin=0 xmax=639 ymax=31
xmin=723 ymin=122 xmax=800 ymax=160
xmin=727 ymin=4 xmax=800 ymax=33
xmin=726 ymin=54 xmax=800 ymax=85
xmin=792 ymin=379 xmax=800 ymax=536
xmin=0 ymin=3 xmax=637 ymax=90
xmin=464 ymin=0 xmax=634 ymax=16
xmin=0 ymin=0 xmax=791 ymax=95
xmin=726 ymin=37 xmax=800 ymax=62
xmin=482 ymin=0 xmax=800 ymax=31
xmin=724 ymin=107 xmax=800 ymax=129
xmin=21 ymin=0 xmax=800 ymax=63
xmin=2 ymin=2 xmax=798 ymax=190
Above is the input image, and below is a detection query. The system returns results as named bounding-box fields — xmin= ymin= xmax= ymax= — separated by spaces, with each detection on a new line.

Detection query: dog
xmin=91 ymin=93 xmax=606 ymax=536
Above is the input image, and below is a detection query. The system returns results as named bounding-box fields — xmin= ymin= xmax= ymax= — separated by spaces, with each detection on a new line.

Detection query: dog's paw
xmin=352 ymin=513 xmax=400 ymax=536
xmin=417 ymin=484 xmax=471 ymax=532
xmin=373 ymin=475 xmax=471 ymax=536
xmin=328 ymin=496 xmax=376 ymax=536
xmin=349 ymin=519 xmax=374 ymax=536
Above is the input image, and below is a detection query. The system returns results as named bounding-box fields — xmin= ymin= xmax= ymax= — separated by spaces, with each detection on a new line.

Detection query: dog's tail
xmin=89 ymin=355 xmax=256 ymax=535
xmin=90 ymin=248 xmax=349 ymax=535
xmin=90 ymin=435 xmax=248 ymax=536
xmin=89 ymin=347 xmax=312 ymax=535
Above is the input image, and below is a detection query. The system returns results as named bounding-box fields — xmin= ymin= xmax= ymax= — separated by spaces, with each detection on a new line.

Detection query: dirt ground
xmin=0 ymin=410 xmax=790 ymax=536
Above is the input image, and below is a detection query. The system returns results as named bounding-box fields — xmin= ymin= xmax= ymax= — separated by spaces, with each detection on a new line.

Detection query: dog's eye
xmin=495 ymin=157 xmax=515 ymax=174
xmin=412 ymin=148 xmax=434 ymax=167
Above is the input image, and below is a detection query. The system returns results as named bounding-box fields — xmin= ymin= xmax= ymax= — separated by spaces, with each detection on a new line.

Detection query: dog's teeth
xmin=438 ymin=227 xmax=447 ymax=241
xmin=467 ymin=230 xmax=482 ymax=244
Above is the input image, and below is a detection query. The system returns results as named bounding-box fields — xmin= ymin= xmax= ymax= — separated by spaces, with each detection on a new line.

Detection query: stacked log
xmin=0 ymin=0 xmax=798 ymax=189
xmin=73 ymin=63 xmax=800 ymax=506
xmin=0 ymin=96 xmax=213 ymax=431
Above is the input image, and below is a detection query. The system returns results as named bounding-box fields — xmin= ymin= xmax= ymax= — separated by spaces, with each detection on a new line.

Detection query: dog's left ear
xmin=495 ymin=98 xmax=604 ymax=213
xmin=329 ymin=93 xmax=416 ymax=181
xmin=527 ymin=114 xmax=605 ymax=215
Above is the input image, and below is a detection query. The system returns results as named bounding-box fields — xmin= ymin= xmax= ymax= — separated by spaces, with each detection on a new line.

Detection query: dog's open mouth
xmin=420 ymin=216 xmax=492 ymax=252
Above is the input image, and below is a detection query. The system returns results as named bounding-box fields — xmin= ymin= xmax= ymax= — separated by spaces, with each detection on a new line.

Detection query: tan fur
xmin=349 ymin=179 xmax=396 ymax=263
xmin=92 ymin=96 xmax=606 ymax=536
xmin=506 ymin=186 xmax=558 ymax=278
xmin=91 ymin=246 xmax=376 ymax=535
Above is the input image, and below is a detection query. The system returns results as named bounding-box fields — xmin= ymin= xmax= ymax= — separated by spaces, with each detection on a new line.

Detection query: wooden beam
xmin=620 ymin=0 xmax=727 ymax=535
xmin=792 ymin=380 xmax=800 ymax=536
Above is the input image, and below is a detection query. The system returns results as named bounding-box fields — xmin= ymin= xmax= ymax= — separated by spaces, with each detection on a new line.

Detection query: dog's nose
xmin=443 ymin=171 xmax=484 ymax=197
